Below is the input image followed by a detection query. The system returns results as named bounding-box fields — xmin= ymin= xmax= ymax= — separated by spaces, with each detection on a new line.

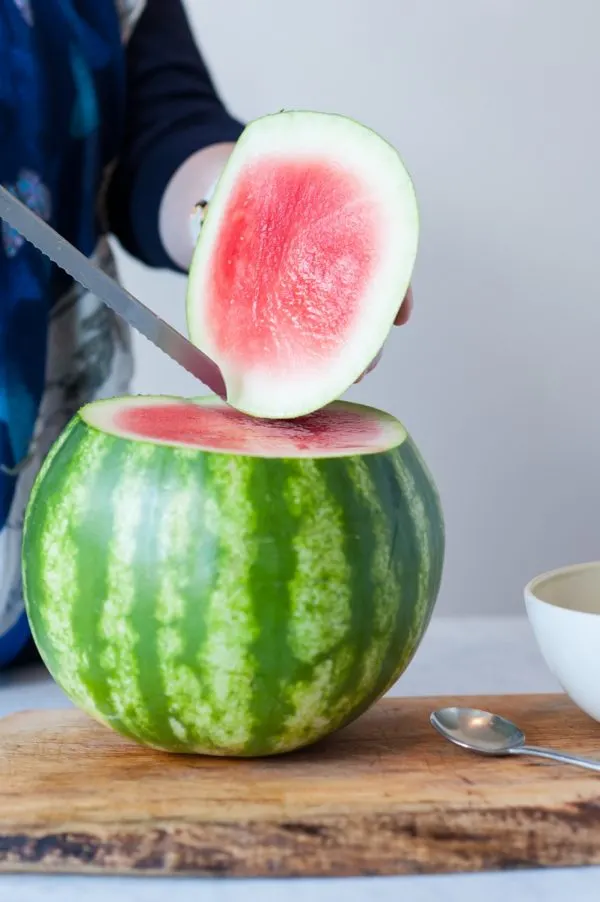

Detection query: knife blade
xmin=0 ymin=185 xmax=227 ymax=399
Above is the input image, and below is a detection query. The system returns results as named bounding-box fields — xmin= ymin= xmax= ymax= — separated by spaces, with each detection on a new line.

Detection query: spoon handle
xmin=513 ymin=745 xmax=600 ymax=772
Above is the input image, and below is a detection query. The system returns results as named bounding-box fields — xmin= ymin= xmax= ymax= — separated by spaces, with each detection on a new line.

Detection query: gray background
xmin=111 ymin=0 xmax=600 ymax=617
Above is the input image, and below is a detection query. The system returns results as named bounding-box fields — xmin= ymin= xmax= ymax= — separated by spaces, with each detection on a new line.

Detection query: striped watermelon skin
xmin=22 ymin=405 xmax=444 ymax=757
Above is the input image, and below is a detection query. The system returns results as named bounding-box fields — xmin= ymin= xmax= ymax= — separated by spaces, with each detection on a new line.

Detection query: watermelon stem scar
xmin=186 ymin=110 xmax=419 ymax=420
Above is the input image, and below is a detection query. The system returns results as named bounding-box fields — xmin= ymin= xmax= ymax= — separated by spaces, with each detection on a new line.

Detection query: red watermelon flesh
xmin=205 ymin=157 xmax=378 ymax=369
xmin=91 ymin=395 xmax=405 ymax=459
xmin=187 ymin=111 xmax=419 ymax=420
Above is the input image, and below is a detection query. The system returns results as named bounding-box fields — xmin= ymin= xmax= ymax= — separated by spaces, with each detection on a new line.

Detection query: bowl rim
xmin=524 ymin=560 xmax=600 ymax=608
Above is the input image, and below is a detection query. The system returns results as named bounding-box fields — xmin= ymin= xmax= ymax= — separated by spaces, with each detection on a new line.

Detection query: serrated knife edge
xmin=0 ymin=185 xmax=226 ymax=400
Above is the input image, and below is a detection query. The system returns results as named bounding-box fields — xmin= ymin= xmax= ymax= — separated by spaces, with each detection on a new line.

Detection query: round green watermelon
xmin=22 ymin=395 xmax=444 ymax=757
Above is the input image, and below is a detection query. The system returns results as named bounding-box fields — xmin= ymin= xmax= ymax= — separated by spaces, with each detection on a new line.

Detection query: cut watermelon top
xmin=81 ymin=396 xmax=406 ymax=459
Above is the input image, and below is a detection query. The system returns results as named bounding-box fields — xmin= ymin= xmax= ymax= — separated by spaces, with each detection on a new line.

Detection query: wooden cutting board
xmin=1 ymin=693 xmax=600 ymax=878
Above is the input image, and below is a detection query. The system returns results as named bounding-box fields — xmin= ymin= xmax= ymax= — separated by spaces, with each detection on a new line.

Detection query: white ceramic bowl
xmin=524 ymin=561 xmax=600 ymax=723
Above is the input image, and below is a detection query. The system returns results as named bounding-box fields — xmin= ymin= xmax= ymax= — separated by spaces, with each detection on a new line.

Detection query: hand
xmin=355 ymin=285 xmax=413 ymax=382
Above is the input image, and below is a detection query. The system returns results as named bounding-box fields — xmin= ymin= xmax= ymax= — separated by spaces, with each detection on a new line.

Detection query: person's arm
xmin=104 ymin=0 xmax=413 ymax=324
xmin=105 ymin=0 xmax=243 ymax=272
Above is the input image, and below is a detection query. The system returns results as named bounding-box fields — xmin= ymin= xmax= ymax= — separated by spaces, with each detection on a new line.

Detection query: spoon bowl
xmin=430 ymin=707 xmax=526 ymax=755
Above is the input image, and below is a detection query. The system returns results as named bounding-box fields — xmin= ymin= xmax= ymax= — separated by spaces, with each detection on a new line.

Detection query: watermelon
xmin=187 ymin=110 xmax=419 ymax=419
xmin=22 ymin=395 xmax=444 ymax=757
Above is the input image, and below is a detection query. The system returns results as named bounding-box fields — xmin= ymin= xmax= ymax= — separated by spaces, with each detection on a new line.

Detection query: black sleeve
xmin=105 ymin=0 xmax=244 ymax=270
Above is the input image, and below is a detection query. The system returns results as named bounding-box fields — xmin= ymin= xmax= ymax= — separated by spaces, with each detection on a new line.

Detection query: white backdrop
xmin=111 ymin=0 xmax=600 ymax=616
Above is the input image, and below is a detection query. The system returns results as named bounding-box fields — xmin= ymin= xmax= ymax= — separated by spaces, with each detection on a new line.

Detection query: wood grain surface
xmin=1 ymin=694 xmax=600 ymax=878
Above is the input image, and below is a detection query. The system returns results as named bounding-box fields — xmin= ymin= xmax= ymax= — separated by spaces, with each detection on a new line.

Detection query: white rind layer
xmin=186 ymin=110 xmax=419 ymax=419
xmin=79 ymin=395 xmax=407 ymax=459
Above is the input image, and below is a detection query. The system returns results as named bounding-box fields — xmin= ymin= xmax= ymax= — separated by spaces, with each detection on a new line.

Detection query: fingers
xmin=354 ymin=285 xmax=414 ymax=384
xmin=355 ymin=346 xmax=384 ymax=383
xmin=394 ymin=285 xmax=413 ymax=326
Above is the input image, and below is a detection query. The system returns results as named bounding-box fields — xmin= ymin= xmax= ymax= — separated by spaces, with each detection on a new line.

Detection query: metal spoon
xmin=430 ymin=706 xmax=600 ymax=772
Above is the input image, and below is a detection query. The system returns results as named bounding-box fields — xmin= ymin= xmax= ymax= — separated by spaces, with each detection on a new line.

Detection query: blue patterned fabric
xmin=0 ymin=0 xmax=126 ymax=663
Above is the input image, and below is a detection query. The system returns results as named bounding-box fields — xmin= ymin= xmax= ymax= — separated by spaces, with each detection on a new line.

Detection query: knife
xmin=0 ymin=185 xmax=227 ymax=400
